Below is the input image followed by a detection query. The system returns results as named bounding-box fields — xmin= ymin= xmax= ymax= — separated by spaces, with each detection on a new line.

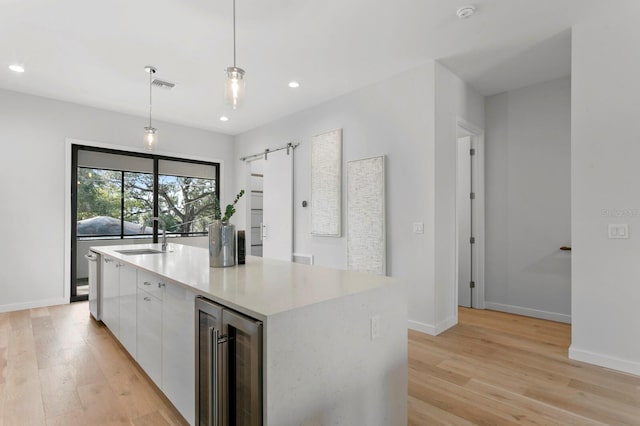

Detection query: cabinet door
xmin=137 ymin=289 xmax=162 ymax=387
xmin=118 ymin=263 xmax=137 ymax=357
xmin=101 ymin=257 xmax=119 ymax=338
xmin=162 ymin=283 xmax=195 ymax=425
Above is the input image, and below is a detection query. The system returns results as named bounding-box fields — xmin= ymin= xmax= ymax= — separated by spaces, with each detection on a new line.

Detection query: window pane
xmin=159 ymin=175 xmax=216 ymax=235
xmin=76 ymin=150 xmax=219 ymax=240
xmin=77 ymin=168 xmax=122 ymax=237
xmin=158 ymin=159 xmax=217 ymax=179
xmin=124 ymin=172 xmax=154 ymax=236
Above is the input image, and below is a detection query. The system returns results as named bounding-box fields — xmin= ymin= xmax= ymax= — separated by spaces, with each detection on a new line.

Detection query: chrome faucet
xmin=143 ymin=217 xmax=168 ymax=251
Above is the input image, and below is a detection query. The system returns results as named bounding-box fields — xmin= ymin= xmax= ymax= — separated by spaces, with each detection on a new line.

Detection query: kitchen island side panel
xmin=264 ymin=281 xmax=408 ymax=425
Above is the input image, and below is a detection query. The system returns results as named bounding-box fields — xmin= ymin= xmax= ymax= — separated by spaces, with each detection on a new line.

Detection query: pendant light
xmin=224 ymin=0 xmax=245 ymax=109
xmin=144 ymin=66 xmax=158 ymax=151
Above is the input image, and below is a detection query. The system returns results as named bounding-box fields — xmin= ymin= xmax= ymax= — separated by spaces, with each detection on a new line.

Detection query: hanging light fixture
xmin=225 ymin=0 xmax=245 ymax=109
xmin=144 ymin=65 xmax=158 ymax=150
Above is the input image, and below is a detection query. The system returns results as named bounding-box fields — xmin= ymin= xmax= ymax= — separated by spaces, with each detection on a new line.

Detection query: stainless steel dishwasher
xmin=85 ymin=250 xmax=101 ymax=320
xmin=195 ymin=296 xmax=262 ymax=425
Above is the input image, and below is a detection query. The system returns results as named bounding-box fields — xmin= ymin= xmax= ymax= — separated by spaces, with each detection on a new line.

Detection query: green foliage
xmin=77 ymin=169 xmax=121 ymax=220
xmin=213 ymin=189 xmax=245 ymax=223
xmin=78 ymin=167 xmax=219 ymax=236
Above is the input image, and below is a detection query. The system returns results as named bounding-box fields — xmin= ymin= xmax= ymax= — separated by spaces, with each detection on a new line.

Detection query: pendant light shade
xmin=144 ymin=66 xmax=157 ymax=150
xmin=225 ymin=66 xmax=245 ymax=110
xmin=144 ymin=127 xmax=157 ymax=150
xmin=225 ymin=0 xmax=245 ymax=109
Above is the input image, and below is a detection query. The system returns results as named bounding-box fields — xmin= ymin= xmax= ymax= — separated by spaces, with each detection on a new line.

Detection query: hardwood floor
xmin=409 ymin=308 xmax=640 ymax=425
xmin=2 ymin=303 xmax=639 ymax=425
xmin=0 ymin=302 xmax=186 ymax=426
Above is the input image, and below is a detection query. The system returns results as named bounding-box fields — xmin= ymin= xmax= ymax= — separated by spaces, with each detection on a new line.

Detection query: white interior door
xmin=262 ymin=149 xmax=293 ymax=261
xmin=457 ymin=136 xmax=472 ymax=308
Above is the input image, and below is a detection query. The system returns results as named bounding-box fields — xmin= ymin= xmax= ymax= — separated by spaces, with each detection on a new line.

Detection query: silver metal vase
xmin=209 ymin=220 xmax=236 ymax=267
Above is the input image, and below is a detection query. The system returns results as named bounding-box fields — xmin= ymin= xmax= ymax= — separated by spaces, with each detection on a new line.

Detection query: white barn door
xmin=262 ymin=149 xmax=293 ymax=261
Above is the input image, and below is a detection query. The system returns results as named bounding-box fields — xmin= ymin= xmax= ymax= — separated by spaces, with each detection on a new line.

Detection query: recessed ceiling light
xmin=8 ymin=64 xmax=25 ymax=73
xmin=219 ymin=116 xmax=229 ymax=122
xmin=456 ymin=5 xmax=476 ymax=19
xmin=288 ymin=81 xmax=300 ymax=88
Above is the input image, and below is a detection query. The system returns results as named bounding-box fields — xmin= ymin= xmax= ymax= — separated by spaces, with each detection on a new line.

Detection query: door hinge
xmin=470 ymin=237 xmax=476 ymax=244
xmin=470 ymin=148 xmax=476 ymax=156
xmin=470 ymin=192 xmax=476 ymax=200
xmin=470 ymin=281 xmax=476 ymax=289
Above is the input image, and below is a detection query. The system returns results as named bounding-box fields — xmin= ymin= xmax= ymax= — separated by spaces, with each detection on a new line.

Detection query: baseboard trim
xmin=408 ymin=320 xmax=436 ymax=336
xmin=569 ymin=345 xmax=640 ymax=376
xmin=0 ymin=298 xmax=68 ymax=313
xmin=484 ymin=302 xmax=571 ymax=324
xmin=435 ymin=316 xmax=458 ymax=334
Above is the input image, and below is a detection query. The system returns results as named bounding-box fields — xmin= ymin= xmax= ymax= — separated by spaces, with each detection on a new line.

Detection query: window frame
xmin=76 ymin=167 xmax=155 ymax=239
xmin=73 ymin=145 xmax=220 ymax=240
xmin=70 ymin=144 xmax=220 ymax=301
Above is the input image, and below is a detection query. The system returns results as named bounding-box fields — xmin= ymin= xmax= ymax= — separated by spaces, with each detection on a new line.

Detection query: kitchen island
xmin=91 ymin=243 xmax=407 ymax=425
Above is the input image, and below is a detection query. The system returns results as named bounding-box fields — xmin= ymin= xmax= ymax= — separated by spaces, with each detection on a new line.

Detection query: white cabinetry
xmin=118 ymin=263 xmax=137 ymax=357
xmin=100 ymin=257 xmax=196 ymax=424
xmin=102 ymin=257 xmax=137 ymax=355
xmin=137 ymin=278 xmax=163 ymax=387
xmin=101 ymin=257 xmax=120 ymax=338
xmin=162 ymin=282 xmax=195 ymax=425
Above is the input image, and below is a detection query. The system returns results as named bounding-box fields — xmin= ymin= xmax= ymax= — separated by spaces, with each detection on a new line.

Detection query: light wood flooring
xmin=0 ymin=301 xmax=186 ymax=426
xmin=409 ymin=308 xmax=640 ymax=425
xmin=2 ymin=303 xmax=639 ymax=425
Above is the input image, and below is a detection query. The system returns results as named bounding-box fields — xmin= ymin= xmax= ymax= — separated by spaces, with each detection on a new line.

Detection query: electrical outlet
xmin=413 ymin=222 xmax=424 ymax=234
xmin=370 ymin=315 xmax=381 ymax=340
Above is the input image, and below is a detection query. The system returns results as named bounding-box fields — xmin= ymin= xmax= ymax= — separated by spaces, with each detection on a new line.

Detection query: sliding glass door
xmin=71 ymin=145 xmax=219 ymax=302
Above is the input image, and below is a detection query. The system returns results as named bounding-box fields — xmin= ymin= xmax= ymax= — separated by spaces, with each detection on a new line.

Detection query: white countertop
xmin=91 ymin=243 xmax=401 ymax=320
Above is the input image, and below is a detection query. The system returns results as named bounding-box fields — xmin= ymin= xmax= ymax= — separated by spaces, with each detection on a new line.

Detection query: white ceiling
xmin=0 ymin=0 xmax=611 ymax=135
xmin=440 ymin=29 xmax=572 ymax=97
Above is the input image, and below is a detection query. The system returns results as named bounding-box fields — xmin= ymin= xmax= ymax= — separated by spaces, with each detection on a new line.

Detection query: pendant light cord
xmin=149 ymin=68 xmax=153 ymax=128
xmin=233 ymin=0 xmax=237 ymax=67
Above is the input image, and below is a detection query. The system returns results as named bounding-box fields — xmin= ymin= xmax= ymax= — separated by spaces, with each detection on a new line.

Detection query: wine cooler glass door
xmin=196 ymin=297 xmax=223 ymax=426
xmin=223 ymin=309 xmax=263 ymax=426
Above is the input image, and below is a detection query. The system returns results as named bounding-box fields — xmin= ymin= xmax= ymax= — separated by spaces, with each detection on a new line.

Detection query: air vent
xmin=292 ymin=253 xmax=314 ymax=265
xmin=152 ymin=78 xmax=175 ymax=90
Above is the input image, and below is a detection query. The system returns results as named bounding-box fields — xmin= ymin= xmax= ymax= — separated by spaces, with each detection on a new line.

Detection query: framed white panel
xmin=347 ymin=156 xmax=386 ymax=275
xmin=311 ymin=129 xmax=342 ymax=236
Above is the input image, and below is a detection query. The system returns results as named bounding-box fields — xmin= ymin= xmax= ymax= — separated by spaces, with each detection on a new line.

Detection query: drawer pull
xmin=144 ymin=297 xmax=151 ymax=302
xmin=158 ymin=282 xmax=166 ymax=288
xmin=144 ymin=281 xmax=152 ymax=286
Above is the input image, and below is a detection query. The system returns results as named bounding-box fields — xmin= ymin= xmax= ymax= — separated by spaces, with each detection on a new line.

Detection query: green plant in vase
xmin=213 ymin=189 xmax=245 ymax=223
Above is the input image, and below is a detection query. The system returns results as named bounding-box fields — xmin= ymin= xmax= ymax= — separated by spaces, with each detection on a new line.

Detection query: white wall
xmin=234 ymin=63 xmax=438 ymax=331
xmin=0 ymin=88 xmax=234 ymax=312
xmin=234 ymin=62 xmax=482 ymax=334
xmin=434 ymin=63 xmax=485 ymax=330
xmin=484 ymin=77 xmax=571 ymax=323
xmin=570 ymin=9 xmax=640 ymax=375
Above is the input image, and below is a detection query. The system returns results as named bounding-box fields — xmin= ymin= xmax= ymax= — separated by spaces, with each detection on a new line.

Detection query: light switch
xmin=608 ymin=224 xmax=629 ymax=239
xmin=413 ymin=222 xmax=424 ymax=234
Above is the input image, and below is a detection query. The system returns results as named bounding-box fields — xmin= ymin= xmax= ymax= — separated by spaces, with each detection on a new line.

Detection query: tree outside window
xmin=77 ymin=167 xmax=217 ymax=238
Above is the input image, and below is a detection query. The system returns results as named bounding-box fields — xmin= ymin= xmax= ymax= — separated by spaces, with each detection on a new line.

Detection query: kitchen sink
xmin=115 ymin=248 xmax=169 ymax=255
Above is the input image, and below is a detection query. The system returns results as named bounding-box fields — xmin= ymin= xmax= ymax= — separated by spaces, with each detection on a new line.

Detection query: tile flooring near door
xmin=0 ymin=302 xmax=186 ymax=426
xmin=2 ymin=303 xmax=640 ymax=425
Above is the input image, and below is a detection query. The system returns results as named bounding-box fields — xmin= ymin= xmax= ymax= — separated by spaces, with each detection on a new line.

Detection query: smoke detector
xmin=152 ymin=78 xmax=176 ymax=90
xmin=456 ymin=5 xmax=476 ymax=19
